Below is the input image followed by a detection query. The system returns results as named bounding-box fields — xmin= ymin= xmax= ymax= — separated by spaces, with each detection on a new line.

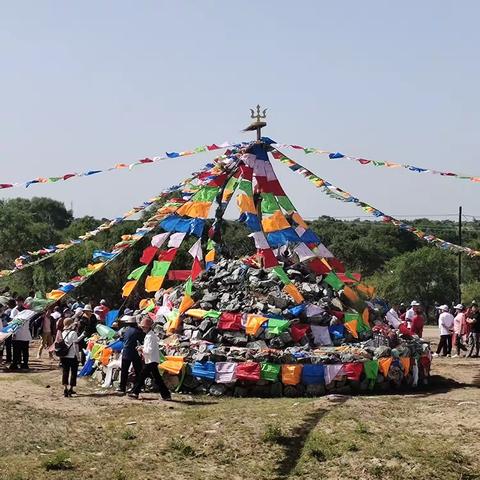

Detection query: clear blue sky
xmin=1 ymin=1 xmax=479 ymax=224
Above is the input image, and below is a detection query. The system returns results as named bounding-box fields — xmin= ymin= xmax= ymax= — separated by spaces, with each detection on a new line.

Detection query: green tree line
xmin=0 ymin=198 xmax=478 ymax=311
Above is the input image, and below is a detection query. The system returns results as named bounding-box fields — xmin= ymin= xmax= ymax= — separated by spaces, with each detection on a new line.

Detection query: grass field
xmin=1 ymin=326 xmax=480 ymax=480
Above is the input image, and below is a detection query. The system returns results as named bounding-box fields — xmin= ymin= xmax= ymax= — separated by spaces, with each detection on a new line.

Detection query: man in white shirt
xmin=405 ymin=301 xmax=420 ymax=329
xmin=128 ymin=317 xmax=171 ymax=400
xmin=433 ymin=305 xmax=454 ymax=357
xmin=9 ymin=298 xmax=33 ymax=370
xmin=386 ymin=304 xmax=401 ymax=329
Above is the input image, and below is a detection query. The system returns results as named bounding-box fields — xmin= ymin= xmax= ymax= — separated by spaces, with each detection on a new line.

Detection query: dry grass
xmin=1 ymin=329 xmax=480 ymax=480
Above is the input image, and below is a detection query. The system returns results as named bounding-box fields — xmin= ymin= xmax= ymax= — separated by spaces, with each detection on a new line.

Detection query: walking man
xmin=433 ymin=305 xmax=454 ymax=357
xmin=129 ymin=317 xmax=171 ymax=401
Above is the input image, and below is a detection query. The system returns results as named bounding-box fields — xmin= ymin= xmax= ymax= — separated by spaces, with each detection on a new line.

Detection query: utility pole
xmin=458 ymin=205 xmax=462 ymax=304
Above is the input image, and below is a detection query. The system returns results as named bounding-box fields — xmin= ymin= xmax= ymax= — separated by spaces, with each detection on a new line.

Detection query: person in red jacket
xmin=410 ymin=307 xmax=425 ymax=338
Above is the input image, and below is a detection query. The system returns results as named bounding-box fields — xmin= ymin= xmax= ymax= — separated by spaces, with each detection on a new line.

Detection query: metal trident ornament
xmin=244 ymin=105 xmax=268 ymax=140
xmin=250 ymin=104 xmax=267 ymax=123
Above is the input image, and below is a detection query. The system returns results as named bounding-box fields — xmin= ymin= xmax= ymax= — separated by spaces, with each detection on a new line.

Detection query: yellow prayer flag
xmin=122 ymin=280 xmax=138 ymax=297
xmin=145 ymin=276 xmax=165 ymax=293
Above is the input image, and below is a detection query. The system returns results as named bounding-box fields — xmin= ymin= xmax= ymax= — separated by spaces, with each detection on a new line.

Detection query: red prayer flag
xmin=168 ymin=270 xmax=191 ymax=281
xmin=290 ymin=324 xmax=310 ymax=342
xmin=207 ymin=144 xmax=220 ymax=150
xmin=328 ymin=257 xmax=345 ymax=273
xmin=140 ymin=246 xmax=158 ymax=265
xmin=208 ymin=174 xmax=227 ymax=186
xmin=257 ymin=249 xmax=279 ymax=268
xmin=343 ymin=363 xmax=363 ymax=381
xmin=191 ymin=257 xmax=202 ymax=280
xmin=239 ymin=165 xmax=254 ymax=180
xmin=308 ymin=258 xmax=332 ymax=275
xmin=158 ymin=248 xmax=178 ymax=262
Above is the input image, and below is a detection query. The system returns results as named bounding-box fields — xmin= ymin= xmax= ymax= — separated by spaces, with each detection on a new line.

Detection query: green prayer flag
xmin=363 ymin=360 xmax=379 ymax=389
xmin=184 ymin=277 xmax=193 ymax=296
xmin=194 ymin=146 xmax=207 ymax=153
xmin=260 ymin=193 xmax=280 ymax=214
xmin=267 ymin=318 xmax=290 ymax=335
xmin=273 ymin=266 xmax=292 ymax=285
xmin=344 ymin=312 xmax=361 ymax=324
xmin=128 ymin=265 xmax=148 ymax=280
xmin=303 ymin=148 xmax=316 ymax=154
xmin=205 ymin=310 xmax=222 ymax=319
xmin=207 ymin=239 xmax=216 ymax=251
xmin=78 ymin=267 xmax=94 ymax=277
xmin=324 ymin=272 xmax=344 ymax=291
xmin=357 ymin=315 xmax=371 ymax=333
xmin=192 ymin=186 xmax=220 ymax=202
xmin=225 ymin=176 xmax=238 ymax=191
xmin=261 ymin=363 xmax=281 ymax=381
xmin=276 ymin=195 xmax=295 ymax=212
xmin=151 ymin=260 xmax=171 ymax=278
xmin=238 ymin=179 xmax=253 ymax=197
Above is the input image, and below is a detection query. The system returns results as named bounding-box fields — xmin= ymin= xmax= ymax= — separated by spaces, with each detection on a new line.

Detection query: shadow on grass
xmin=273 ymin=397 xmax=349 ymax=479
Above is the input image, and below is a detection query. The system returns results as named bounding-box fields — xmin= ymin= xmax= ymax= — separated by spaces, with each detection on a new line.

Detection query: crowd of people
xmin=1 ymin=288 xmax=479 ymax=399
xmin=0 ymin=290 xmax=170 ymax=400
xmin=384 ymin=299 xmax=480 ymax=358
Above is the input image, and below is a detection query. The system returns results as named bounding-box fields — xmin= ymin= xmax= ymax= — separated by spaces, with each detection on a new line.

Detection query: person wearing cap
xmin=433 ymin=305 xmax=454 ymax=357
xmin=452 ymin=304 xmax=468 ymax=357
xmin=95 ymin=299 xmax=110 ymax=323
xmin=466 ymin=302 xmax=480 ymax=357
xmin=129 ymin=317 xmax=171 ymax=401
xmin=117 ymin=315 xmax=144 ymax=395
xmin=77 ymin=305 xmax=97 ymax=365
xmin=405 ymin=301 xmax=420 ymax=330
xmin=60 ymin=318 xmax=80 ymax=397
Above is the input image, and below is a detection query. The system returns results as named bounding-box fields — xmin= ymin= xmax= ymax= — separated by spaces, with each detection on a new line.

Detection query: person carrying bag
xmin=56 ymin=318 xmax=80 ymax=397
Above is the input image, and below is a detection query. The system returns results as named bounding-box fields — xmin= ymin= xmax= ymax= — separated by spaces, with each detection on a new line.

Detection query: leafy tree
xmin=462 ymin=281 xmax=480 ymax=305
xmin=368 ymin=247 xmax=458 ymax=313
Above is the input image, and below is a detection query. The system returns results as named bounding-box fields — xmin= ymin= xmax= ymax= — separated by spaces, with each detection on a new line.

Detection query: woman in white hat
xmin=60 ymin=318 xmax=80 ymax=397
xmin=452 ymin=304 xmax=468 ymax=357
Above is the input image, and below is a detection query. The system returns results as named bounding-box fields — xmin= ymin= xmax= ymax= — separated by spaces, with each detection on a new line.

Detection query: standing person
xmin=77 ymin=305 xmax=97 ymax=365
xmin=128 ymin=317 xmax=171 ymax=401
xmin=37 ymin=308 xmax=56 ymax=359
xmin=60 ymin=318 xmax=80 ymax=397
xmin=9 ymin=297 xmax=31 ymax=370
xmin=25 ymin=290 xmax=35 ymax=308
xmin=0 ymin=299 xmax=16 ymax=364
xmin=386 ymin=304 xmax=401 ymax=329
xmin=433 ymin=305 xmax=454 ymax=357
xmin=405 ymin=301 xmax=420 ymax=329
xmin=452 ymin=304 xmax=468 ymax=358
xmin=466 ymin=303 xmax=480 ymax=358
xmin=117 ymin=316 xmax=144 ymax=395
xmin=95 ymin=299 xmax=110 ymax=324
xmin=410 ymin=306 xmax=426 ymax=338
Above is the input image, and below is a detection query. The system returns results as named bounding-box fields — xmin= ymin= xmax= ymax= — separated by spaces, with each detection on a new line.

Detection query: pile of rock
xmin=143 ymin=259 xmax=432 ymax=397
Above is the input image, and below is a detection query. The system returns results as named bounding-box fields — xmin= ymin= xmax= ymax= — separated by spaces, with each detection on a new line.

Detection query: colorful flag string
xmin=275 ymin=143 xmax=480 ymax=184
xmin=0 ymin=144 xmax=249 ymax=279
xmin=0 ymin=141 xmax=250 ymax=191
xmin=0 ymin=194 xmax=177 ymax=279
xmin=271 ymin=149 xmax=480 ymax=258
xmin=38 ymin=160 xmax=225 ymax=306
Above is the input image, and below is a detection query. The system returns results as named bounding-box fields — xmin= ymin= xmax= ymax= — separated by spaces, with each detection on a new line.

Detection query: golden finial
xmin=244 ymin=105 xmax=268 ymax=141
